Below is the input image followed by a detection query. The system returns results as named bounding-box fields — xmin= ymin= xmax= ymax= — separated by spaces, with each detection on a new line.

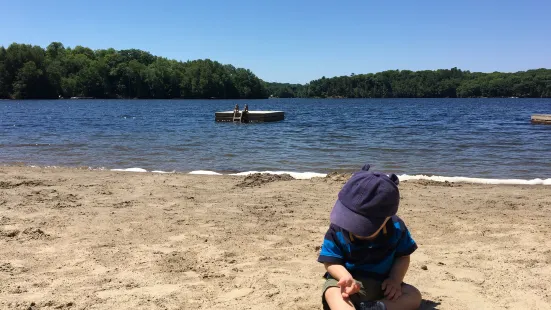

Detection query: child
xmin=318 ymin=164 xmax=422 ymax=310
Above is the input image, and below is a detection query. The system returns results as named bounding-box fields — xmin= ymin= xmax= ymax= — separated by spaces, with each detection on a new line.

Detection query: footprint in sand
xmin=169 ymin=234 xmax=188 ymax=242
xmin=217 ymin=288 xmax=253 ymax=301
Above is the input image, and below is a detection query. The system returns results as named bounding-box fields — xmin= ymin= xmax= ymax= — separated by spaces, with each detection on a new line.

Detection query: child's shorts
xmin=321 ymin=276 xmax=400 ymax=309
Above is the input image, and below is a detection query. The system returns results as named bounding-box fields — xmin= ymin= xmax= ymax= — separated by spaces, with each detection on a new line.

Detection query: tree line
xmin=268 ymin=68 xmax=551 ymax=98
xmin=1 ymin=42 xmax=550 ymax=99
xmin=0 ymin=42 xmax=266 ymax=99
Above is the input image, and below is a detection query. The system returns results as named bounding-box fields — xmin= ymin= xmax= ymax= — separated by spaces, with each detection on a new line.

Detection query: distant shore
xmin=2 ymin=42 xmax=550 ymax=100
xmin=0 ymin=96 xmax=540 ymax=100
xmin=1 ymin=166 xmax=550 ymax=309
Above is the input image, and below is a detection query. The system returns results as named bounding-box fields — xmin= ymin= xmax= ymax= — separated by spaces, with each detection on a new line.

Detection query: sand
xmin=0 ymin=166 xmax=550 ymax=310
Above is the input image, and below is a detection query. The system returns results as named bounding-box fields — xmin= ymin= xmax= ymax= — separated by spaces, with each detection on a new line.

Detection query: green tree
xmin=13 ymin=61 xmax=44 ymax=99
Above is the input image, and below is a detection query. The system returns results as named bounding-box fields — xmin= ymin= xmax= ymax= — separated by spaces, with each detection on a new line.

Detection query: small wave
xmin=106 ymin=168 xmax=551 ymax=184
xmin=229 ymin=171 xmax=327 ymax=180
xmin=187 ymin=170 xmax=326 ymax=179
xmin=398 ymin=174 xmax=551 ymax=185
xmin=110 ymin=168 xmax=174 ymax=173
xmin=6 ymin=143 xmax=52 ymax=147
xmin=111 ymin=168 xmax=148 ymax=173
xmin=188 ymin=170 xmax=223 ymax=175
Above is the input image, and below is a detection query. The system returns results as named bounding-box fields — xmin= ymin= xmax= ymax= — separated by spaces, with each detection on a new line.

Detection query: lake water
xmin=1 ymin=98 xmax=550 ymax=180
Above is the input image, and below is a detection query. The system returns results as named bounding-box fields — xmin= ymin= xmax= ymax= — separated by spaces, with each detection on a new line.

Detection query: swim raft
xmin=215 ymin=110 xmax=285 ymax=123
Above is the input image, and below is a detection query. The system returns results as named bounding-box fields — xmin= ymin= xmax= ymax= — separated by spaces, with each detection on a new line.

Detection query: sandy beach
xmin=1 ymin=166 xmax=550 ymax=310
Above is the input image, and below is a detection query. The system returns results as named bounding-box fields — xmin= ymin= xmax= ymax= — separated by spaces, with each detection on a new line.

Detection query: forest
xmin=268 ymin=68 xmax=551 ymax=99
xmin=0 ymin=42 xmax=266 ymax=99
xmin=1 ymin=42 xmax=550 ymax=99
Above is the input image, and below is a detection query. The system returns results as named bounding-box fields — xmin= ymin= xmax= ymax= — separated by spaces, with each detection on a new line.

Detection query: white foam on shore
xmin=188 ymin=170 xmax=326 ymax=179
xmin=189 ymin=170 xmax=551 ymax=184
xmin=229 ymin=171 xmax=326 ymax=180
xmin=111 ymin=168 xmax=148 ymax=173
xmin=188 ymin=170 xmax=223 ymax=175
xmin=110 ymin=168 xmax=173 ymax=174
xmin=398 ymin=174 xmax=551 ymax=185
xmin=105 ymin=168 xmax=551 ymax=185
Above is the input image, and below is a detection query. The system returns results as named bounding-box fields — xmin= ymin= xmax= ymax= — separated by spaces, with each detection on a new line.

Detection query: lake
xmin=1 ymin=98 xmax=550 ymax=179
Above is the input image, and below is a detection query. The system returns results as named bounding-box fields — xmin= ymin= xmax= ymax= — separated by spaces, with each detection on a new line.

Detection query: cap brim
xmin=330 ymin=200 xmax=386 ymax=237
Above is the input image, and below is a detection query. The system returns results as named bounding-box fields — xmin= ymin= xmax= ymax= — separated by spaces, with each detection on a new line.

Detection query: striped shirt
xmin=317 ymin=215 xmax=417 ymax=280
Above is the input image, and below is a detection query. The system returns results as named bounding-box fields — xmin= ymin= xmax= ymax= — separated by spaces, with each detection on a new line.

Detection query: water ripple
xmin=1 ymin=98 xmax=550 ymax=178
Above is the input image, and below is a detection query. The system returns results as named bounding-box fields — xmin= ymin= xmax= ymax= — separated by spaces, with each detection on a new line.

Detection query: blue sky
xmin=1 ymin=0 xmax=550 ymax=83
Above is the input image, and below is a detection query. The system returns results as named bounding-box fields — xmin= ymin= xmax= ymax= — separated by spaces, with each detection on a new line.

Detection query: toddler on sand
xmin=318 ymin=164 xmax=422 ymax=310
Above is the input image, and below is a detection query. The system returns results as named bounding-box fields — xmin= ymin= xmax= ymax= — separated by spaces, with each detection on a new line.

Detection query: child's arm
xmin=382 ymin=255 xmax=410 ymax=300
xmin=324 ymin=263 xmax=353 ymax=281
xmin=389 ymin=255 xmax=410 ymax=282
xmin=324 ymin=263 xmax=360 ymax=298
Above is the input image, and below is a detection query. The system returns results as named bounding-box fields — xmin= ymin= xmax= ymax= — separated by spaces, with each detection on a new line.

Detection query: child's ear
xmin=361 ymin=164 xmax=371 ymax=171
xmin=389 ymin=174 xmax=399 ymax=185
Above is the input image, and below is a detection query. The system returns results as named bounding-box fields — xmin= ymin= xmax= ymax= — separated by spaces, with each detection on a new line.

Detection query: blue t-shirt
xmin=317 ymin=215 xmax=417 ymax=280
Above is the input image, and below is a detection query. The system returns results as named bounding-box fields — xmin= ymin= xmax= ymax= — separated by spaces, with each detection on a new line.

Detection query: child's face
xmin=353 ymin=217 xmax=391 ymax=241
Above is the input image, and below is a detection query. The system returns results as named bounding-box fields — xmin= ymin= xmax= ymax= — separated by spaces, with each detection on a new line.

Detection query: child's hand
xmin=337 ymin=276 xmax=360 ymax=298
xmin=381 ymin=278 xmax=402 ymax=301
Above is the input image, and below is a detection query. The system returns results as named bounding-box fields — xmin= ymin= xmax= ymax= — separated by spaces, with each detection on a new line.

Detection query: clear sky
xmin=1 ymin=0 xmax=550 ymax=83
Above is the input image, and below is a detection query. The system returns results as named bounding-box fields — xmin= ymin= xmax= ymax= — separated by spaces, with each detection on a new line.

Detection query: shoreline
xmin=1 ymin=166 xmax=551 ymax=309
xmin=3 ymin=163 xmax=551 ymax=185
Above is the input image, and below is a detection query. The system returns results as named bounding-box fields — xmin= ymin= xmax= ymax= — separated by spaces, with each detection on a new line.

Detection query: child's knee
xmin=324 ymin=287 xmax=342 ymax=301
xmin=324 ymin=287 xmax=354 ymax=309
xmin=402 ymin=284 xmax=422 ymax=306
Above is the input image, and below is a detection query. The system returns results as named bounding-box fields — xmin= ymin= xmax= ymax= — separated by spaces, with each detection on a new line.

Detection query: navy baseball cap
xmin=330 ymin=164 xmax=400 ymax=237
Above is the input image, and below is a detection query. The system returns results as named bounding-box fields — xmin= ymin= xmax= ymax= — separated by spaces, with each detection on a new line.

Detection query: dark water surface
xmin=1 ymin=98 xmax=550 ymax=179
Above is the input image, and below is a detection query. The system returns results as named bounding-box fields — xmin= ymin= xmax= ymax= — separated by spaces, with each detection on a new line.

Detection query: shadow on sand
xmin=419 ymin=299 xmax=441 ymax=310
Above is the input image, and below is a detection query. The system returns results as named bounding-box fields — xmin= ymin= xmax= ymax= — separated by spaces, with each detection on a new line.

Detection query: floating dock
xmin=215 ymin=111 xmax=285 ymax=123
xmin=531 ymin=114 xmax=551 ymax=125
